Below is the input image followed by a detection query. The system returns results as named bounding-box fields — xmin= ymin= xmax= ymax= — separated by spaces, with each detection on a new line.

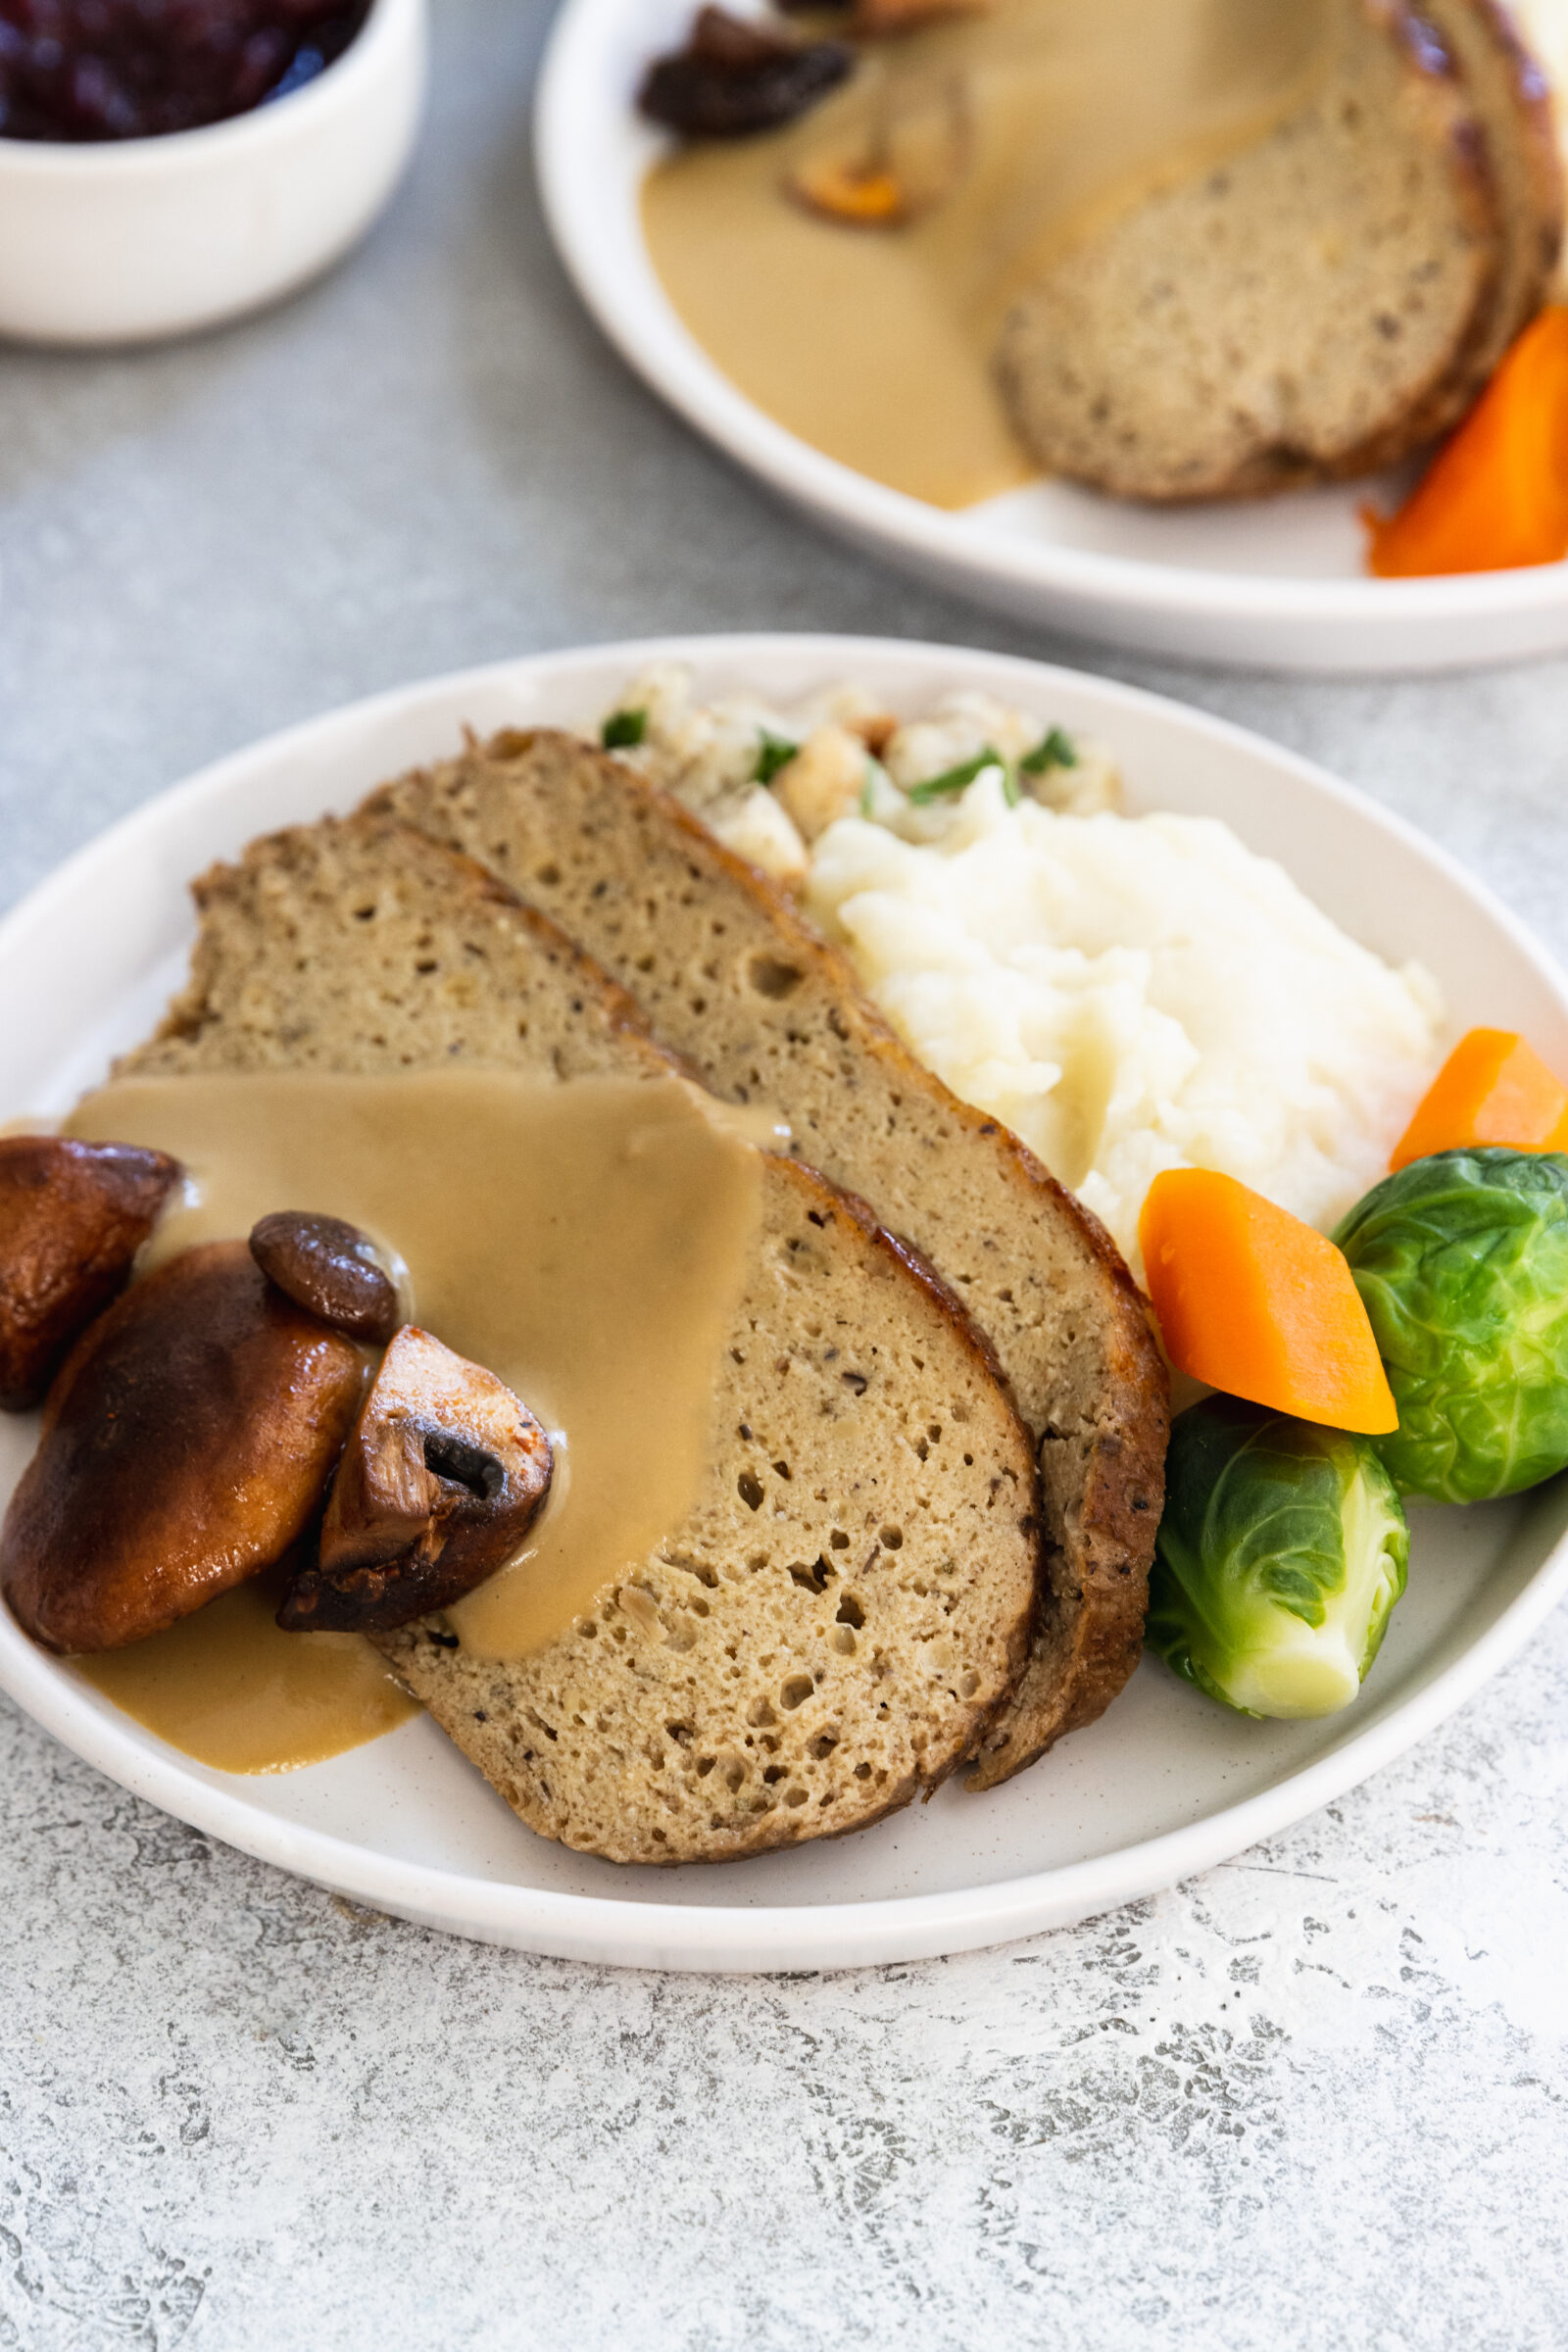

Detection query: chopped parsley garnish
xmin=601 ymin=709 xmax=647 ymax=749
xmin=1002 ymin=762 xmax=1021 ymax=809
xmin=858 ymin=767 xmax=876 ymax=818
xmin=1020 ymin=725 xmax=1078 ymax=774
xmin=754 ymin=730 xmax=800 ymax=786
xmin=906 ymin=744 xmax=1004 ymax=806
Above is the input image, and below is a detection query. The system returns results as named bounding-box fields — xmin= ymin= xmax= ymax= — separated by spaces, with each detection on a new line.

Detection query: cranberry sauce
xmin=0 ymin=0 xmax=372 ymax=141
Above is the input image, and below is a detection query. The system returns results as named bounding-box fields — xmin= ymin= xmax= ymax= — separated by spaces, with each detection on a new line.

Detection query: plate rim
xmin=532 ymin=0 xmax=1568 ymax=661
xmin=4 ymin=629 xmax=1568 ymax=1974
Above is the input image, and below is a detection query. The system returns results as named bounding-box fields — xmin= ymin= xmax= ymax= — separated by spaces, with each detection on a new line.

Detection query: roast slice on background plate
xmin=534 ymin=0 xmax=1568 ymax=673
xmin=2 ymin=635 xmax=1567 ymax=1972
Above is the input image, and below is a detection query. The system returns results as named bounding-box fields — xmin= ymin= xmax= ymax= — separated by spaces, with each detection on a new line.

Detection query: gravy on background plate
xmin=643 ymin=0 xmax=1331 ymax=507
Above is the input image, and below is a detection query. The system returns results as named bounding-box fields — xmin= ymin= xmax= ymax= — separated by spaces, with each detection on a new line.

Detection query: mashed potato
xmin=603 ymin=668 xmax=1445 ymax=1278
xmin=809 ymin=774 xmax=1443 ymax=1276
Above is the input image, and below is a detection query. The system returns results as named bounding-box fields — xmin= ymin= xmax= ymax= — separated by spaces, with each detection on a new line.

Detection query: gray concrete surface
xmin=2 ymin=0 xmax=1567 ymax=2343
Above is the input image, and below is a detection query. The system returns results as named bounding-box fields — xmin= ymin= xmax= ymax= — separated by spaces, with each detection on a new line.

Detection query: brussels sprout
xmin=1148 ymin=1396 xmax=1408 ymax=1719
xmin=1334 ymin=1148 xmax=1568 ymax=1503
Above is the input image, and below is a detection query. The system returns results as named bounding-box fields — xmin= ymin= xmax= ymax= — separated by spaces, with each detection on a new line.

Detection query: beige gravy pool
xmin=77 ymin=1567 xmax=420 ymax=1774
xmin=64 ymin=1068 xmax=762 ymax=1770
xmin=643 ymin=0 xmax=1330 ymax=507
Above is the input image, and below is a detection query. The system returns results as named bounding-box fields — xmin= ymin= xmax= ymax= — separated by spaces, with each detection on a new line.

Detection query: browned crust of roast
xmin=363 ymin=727 xmax=1170 ymax=1787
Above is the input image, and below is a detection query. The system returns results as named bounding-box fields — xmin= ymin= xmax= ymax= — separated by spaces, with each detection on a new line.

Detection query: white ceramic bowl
xmin=535 ymin=0 xmax=1568 ymax=674
xmin=2 ymin=634 xmax=1567 ymax=1973
xmin=0 ymin=0 xmax=426 ymax=347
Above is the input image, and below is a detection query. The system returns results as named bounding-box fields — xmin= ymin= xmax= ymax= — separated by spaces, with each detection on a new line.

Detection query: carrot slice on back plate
xmin=1365 ymin=306 xmax=1568 ymax=577
xmin=1391 ymin=1028 xmax=1568 ymax=1169
xmin=1139 ymin=1169 xmax=1396 ymax=1436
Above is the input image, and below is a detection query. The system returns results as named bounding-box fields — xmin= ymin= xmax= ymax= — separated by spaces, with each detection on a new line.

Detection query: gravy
xmin=643 ymin=0 xmax=1330 ymax=507
xmin=77 ymin=1566 xmax=419 ymax=1773
xmin=63 ymin=1067 xmax=763 ymax=1769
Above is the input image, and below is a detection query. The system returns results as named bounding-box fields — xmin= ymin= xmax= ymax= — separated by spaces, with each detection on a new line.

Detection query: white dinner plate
xmin=535 ymin=0 xmax=1568 ymax=675
xmin=3 ymin=633 xmax=1567 ymax=1973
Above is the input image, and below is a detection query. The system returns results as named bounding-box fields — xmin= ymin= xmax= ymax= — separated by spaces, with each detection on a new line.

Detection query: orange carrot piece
xmin=788 ymin=159 xmax=907 ymax=225
xmin=1365 ymin=307 xmax=1568 ymax=578
xmin=1139 ymin=1169 xmax=1397 ymax=1435
xmin=1390 ymin=1028 xmax=1568 ymax=1169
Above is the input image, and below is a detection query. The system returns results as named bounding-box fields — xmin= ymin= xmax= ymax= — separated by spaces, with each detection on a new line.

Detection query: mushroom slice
xmin=250 ymin=1210 xmax=400 ymax=1343
xmin=0 ymin=1242 xmax=366 ymax=1653
xmin=787 ymin=73 xmax=971 ymax=226
xmin=850 ymin=0 xmax=988 ymax=31
xmin=639 ymin=6 xmax=853 ymax=139
xmin=279 ymin=1326 xmax=553 ymax=1635
xmin=0 ymin=1137 xmax=181 ymax=1411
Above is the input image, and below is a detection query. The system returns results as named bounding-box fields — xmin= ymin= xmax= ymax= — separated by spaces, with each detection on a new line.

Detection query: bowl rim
xmin=0 ymin=0 xmax=418 ymax=175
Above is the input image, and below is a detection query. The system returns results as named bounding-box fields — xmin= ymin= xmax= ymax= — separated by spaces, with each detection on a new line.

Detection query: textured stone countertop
xmin=2 ymin=1 xmax=1567 ymax=2343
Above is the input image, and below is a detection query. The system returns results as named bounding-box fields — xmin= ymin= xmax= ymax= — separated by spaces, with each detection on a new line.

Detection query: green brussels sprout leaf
xmin=1149 ymin=1396 xmax=1408 ymax=1719
xmin=1334 ymin=1147 xmax=1568 ymax=1503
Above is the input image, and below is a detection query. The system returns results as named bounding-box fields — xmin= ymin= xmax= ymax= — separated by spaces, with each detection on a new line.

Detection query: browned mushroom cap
xmin=638 ymin=7 xmax=852 ymax=138
xmin=279 ymin=1325 xmax=553 ymax=1634
xmin=0 ymin=1241 xmax=366 ymax=1653
xmin=249 ymin=1210 xmax=400 ymax=1343
xmin=0 ymin=1137 xmax=181 ymax=1411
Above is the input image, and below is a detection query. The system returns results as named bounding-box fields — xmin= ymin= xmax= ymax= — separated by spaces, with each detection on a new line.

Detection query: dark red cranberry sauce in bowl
xmin=0 ymin=0 xmax=372 ymax=141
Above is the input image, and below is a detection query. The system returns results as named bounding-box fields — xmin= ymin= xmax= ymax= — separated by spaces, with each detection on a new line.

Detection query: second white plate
xmin=2 ymin=634 xmax=1566 ymax=1971
xmin=535 ymin=0 xmax=1568 ymax=675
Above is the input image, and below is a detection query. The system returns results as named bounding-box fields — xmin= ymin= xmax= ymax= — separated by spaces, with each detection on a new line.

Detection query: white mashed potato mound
xmin=807 ymin=771 xmax=1444 ymax=1279
xmin=599 ymin=666 xmax=1446 ymax=1278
